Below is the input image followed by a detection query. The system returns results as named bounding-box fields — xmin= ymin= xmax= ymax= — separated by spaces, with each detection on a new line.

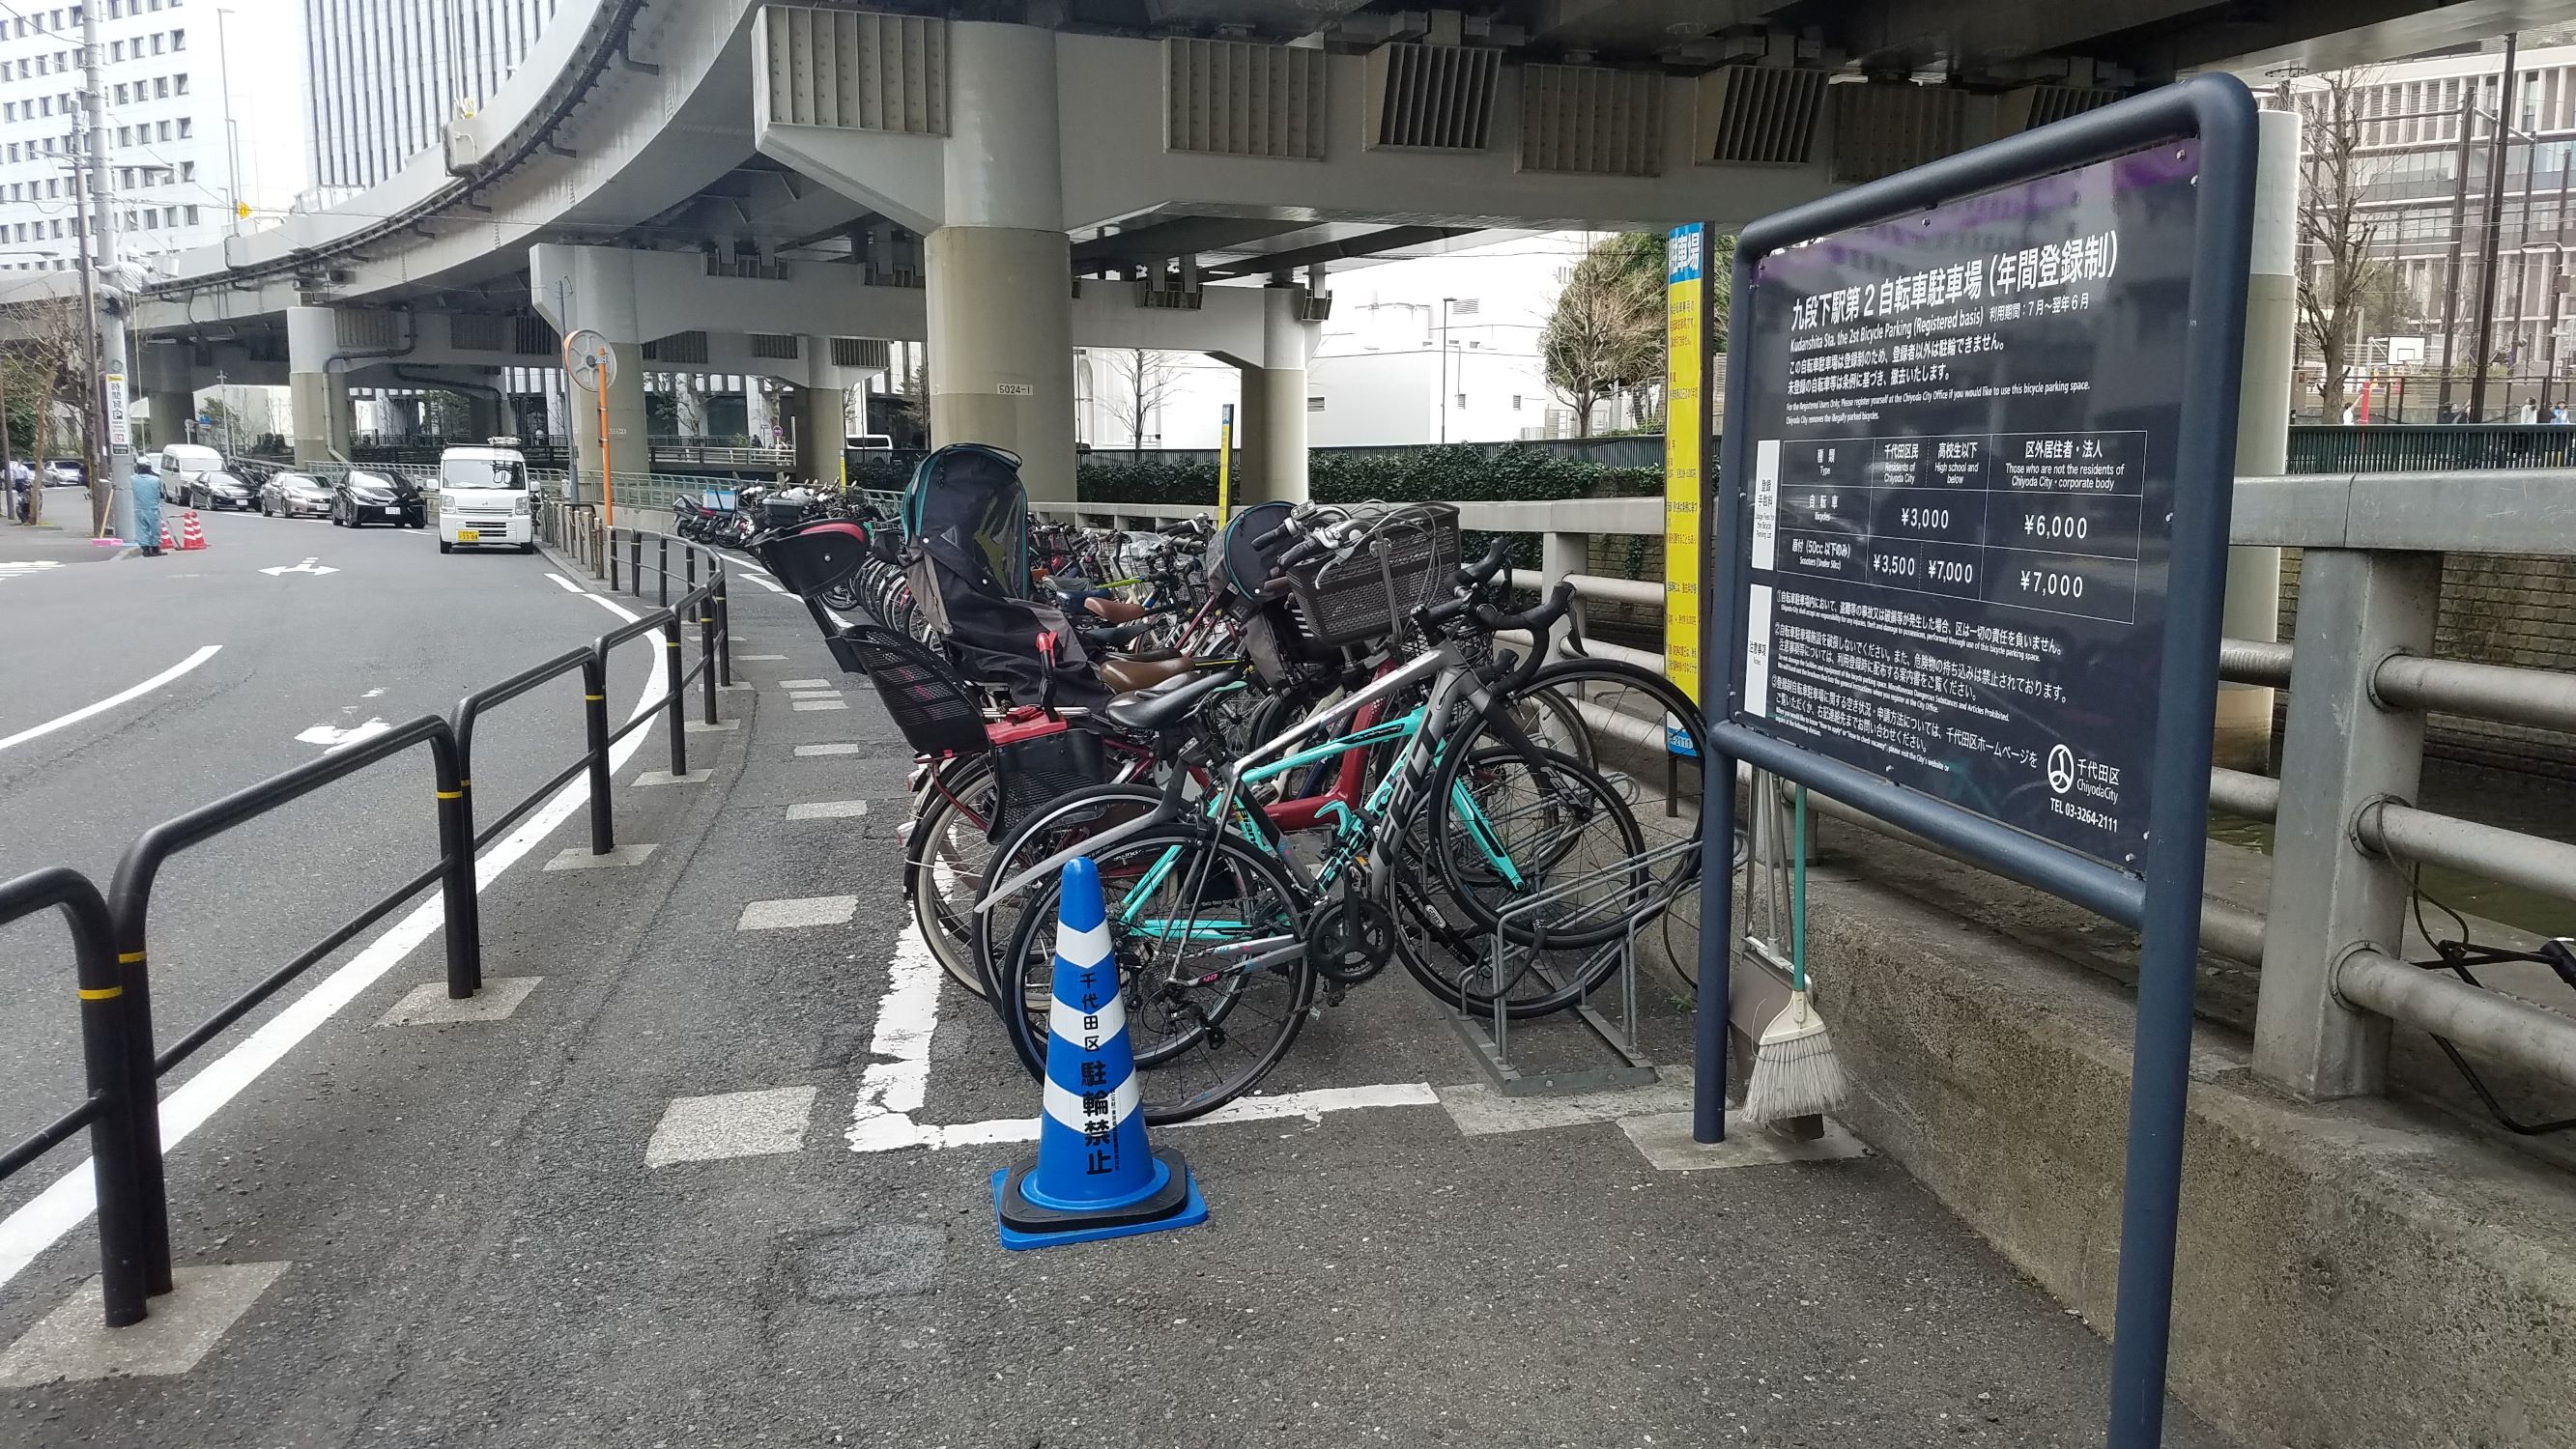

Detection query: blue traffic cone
xmin=993 ymin=857 xmax=1208 ymax=1250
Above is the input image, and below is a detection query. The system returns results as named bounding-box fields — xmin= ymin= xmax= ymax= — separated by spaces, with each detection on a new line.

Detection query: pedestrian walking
xmin=2520 ymin=398 xmax=2541 ymax=424
xmin=131 ymin=460 xmax=164 ymax=555
xmin=7 ymin=458 xmax=29 ymax=523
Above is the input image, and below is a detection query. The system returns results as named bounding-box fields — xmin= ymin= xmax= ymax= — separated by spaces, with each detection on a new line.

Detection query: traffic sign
xmin=563 ymin=329 xmax=617 ymax=391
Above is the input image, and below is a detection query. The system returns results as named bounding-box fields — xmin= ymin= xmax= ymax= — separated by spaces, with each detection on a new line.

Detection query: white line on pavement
xmin=542 ymin=573 xmax=587 ymax=594
xmin=0 ymin=644 xmax=222 ymax=755
xmin=0 ymin=596 xmax=667 ymax=1294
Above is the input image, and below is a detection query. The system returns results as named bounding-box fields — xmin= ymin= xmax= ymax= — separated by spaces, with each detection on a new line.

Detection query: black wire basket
xmin=1286 ymin=504 xmax=1461 ymax=647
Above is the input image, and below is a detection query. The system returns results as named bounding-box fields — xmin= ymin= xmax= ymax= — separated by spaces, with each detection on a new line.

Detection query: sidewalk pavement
xmin=0 ymin=571 xmax=2234 ymax=1448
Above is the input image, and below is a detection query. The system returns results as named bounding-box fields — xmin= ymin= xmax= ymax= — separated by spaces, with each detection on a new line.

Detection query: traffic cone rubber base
xmin=992 ymin=1145 xmax=1207 ymax=1251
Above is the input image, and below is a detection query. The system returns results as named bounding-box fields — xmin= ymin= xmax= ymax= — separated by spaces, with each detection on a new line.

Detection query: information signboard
xmin=1727 ymin=142 xmax=2202 ymax=870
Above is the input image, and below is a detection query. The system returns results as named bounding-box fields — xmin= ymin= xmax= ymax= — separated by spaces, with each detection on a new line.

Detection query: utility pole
xmin=2471 ymin=32 xmax=2520 ymax=421
xmin=79 ymin=1 xmax=132 ymax=541
xmin=73 ymin=169 xmax=106 ymax=535
xmin=2437 ymin=88 xmax=2478 ymax=418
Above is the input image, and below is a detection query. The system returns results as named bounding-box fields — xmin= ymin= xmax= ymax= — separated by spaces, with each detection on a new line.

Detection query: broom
xmin=1741 ymin=783 xmax=1846 ymax=1123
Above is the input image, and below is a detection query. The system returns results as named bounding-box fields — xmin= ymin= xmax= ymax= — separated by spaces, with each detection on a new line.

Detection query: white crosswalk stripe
xmin=0 ymin=560 xmax=64 ymax=583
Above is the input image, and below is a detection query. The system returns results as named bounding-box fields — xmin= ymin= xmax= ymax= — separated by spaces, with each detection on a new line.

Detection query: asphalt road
xmin=0 ymin=568 xmax=2231 ymax=1448
xmin=0 ymin=507 xmax=667 ymax=1217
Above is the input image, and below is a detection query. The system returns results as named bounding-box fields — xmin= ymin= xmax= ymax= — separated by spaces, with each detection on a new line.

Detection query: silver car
xmin=258 ymin=470 xmax=334 ymax=519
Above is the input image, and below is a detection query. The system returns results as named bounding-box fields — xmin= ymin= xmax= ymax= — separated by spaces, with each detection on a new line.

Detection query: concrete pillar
xmin=746 ymin=382 xmax=778 ymax=447
xmin=924 ymin=22 xmax=1076 ymax=501
xmin=795 ymin=380 xmax=847 ymax=484
xmin=468 ymin=391 xmax=505 ymax=440
xmin=2218 ymin=107 xmax=2299 ymax=772
xmin=286 ymin=305 xmax=356 ymax=465
xmin=146 ymin=389 xmax=193 ymax=450
xmin=1224 ymin=284 xmax=1322 ymax=504
xmin=530 ymin=247 xmax=649 ymax=504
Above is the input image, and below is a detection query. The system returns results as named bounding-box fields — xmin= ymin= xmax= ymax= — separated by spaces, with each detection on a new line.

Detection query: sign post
xmin=1216 ymin=402 xmax=1235 ymax=527
xmin=1696 ymin=75 xmax=2257 ymax=1449
xmin=1663 ymin=226 xmax=1709 ymax=717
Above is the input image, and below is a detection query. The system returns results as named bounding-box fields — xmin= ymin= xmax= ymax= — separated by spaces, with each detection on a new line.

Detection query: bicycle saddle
xmin=1098 ymin=653 xmax=1193 ymax=694
xmin=1101 ymin=668 xmax=1238 ymax=733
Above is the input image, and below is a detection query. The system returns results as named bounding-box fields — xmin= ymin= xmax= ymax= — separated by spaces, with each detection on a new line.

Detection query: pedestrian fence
xmin=0 ymin=526 xmax=731 ymax=1329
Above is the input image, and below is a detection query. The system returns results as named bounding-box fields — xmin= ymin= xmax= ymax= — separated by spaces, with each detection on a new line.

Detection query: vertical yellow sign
xmin=1663 ymin=226 xmax=1708 ymax=746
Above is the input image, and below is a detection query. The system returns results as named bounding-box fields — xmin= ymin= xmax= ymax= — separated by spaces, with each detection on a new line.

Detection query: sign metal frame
xmin=1690 ymin=73 xmax=2257 ymax=1449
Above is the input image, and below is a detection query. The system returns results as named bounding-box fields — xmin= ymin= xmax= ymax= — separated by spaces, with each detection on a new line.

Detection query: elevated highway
xmin=6 ymin=0 xmax=2570 ymax=498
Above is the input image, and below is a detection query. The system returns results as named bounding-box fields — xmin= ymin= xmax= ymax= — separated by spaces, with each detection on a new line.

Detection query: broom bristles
xmin=1741 ymin=997 xmax=1847 ymax=1124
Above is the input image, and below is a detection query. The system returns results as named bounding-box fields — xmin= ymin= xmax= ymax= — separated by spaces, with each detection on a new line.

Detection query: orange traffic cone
xmin=179 ymin=511 xmax=206 ymax=550
xmin=157 ymin=523 xmax=174 ymax=550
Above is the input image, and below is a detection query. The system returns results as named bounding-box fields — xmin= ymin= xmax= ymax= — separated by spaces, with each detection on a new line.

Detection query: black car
xmin=330 ymin=469 xmax=425 ymax=527
xmin=186 ymin=469 xmax=258 ymax=511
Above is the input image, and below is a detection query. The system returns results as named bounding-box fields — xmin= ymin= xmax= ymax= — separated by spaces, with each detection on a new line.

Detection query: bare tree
xmin=1543 ymin=235 xmax=1664 ymax=437
xmin=1103 ymin=348 xmax=1182 ymax=450
xmin=2296 ymin=68 xmax=2405 ymax=423
xmin=4 ymin=299 xmax=87 ymax=528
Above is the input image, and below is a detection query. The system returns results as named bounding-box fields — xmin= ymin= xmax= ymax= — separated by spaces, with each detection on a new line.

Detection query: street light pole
xmin=216 ymin=9 xmax=243 ymax=237
xmin=78 ymin=2 xmax=132 ymax=541
xmin=2470 ymin=32 xmax=2521 ymax=421
xmin=2438 ymin=89 xmax=2479 ymax=418
xmin=1438 ymin=296 xmax=1453 ymax=444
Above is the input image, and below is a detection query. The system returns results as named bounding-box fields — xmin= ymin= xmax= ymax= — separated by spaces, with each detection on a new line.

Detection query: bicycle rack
xmin=1444 ymin=834 xmax=1699 ymax=1096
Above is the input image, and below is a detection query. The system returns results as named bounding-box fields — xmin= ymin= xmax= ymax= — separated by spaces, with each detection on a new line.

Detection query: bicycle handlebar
xmin=1472 ymin=580 xmax=1578 ymax=639
xmin=1456 ymin=538 xmax=1511 ymax=588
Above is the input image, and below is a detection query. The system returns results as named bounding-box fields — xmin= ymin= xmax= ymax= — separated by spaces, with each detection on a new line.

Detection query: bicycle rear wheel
xmin=1429 ymin=742 xmax=1647 ymax=950
xmin=996 ymin=823 xmax=1314 ymax=1123
xmin=903 ymin=754 xmax=1001 ymax=997
xmin=973 ymin=781 xmax=1165 ymax=1061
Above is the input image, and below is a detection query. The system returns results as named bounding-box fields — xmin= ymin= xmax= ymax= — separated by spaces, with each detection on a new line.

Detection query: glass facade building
xmin=301 ymin=0 xmax=558 ymax=197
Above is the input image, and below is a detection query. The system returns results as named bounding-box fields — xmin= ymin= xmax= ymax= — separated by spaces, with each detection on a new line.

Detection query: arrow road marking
xmin=294 ymin=717 xmax=392 ymax=751
xmin=260 ymin=557 xmax=341 ymax=577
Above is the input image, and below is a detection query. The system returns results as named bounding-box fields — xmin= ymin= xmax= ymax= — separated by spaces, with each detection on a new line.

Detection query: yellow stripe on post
xmin=435 ymin=789 xmax=464 ymax=800
xmin=117 ymin=951 xmax=145 ymax=964
xmin=78 ymin=985 xmax=123 ymax=1001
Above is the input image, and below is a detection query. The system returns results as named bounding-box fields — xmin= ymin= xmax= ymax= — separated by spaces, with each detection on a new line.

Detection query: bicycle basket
xmin=1286 ymin=504 xmax=1461 ymax=647
xmin=833 ymin=624 xmax=991 ymax=758
xmin=989 ymin=723 xmax=1106 ymax=842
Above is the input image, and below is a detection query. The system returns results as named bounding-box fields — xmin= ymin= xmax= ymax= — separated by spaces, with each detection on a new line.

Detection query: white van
xmin=435 ymin=440 xmax=534 ymax=554
xmin=157 ymin=442 xmax=223 ymax=488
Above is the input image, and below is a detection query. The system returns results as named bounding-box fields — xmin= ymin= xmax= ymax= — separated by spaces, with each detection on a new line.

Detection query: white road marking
xmin=794 ymin=743 xmax=861 ymax=757
xmin=0 ymin=594 xmax=669 ymax=1294
xmin=0 ymin=560 xmax=64 ymax=582
xmin=787 ymin=690 xmax=840 ymax=700
xmin=645 ymin=1087 xmax=817 ymax=1167
xmin=360 ymin=687 xmax=386 ymax=698
xmin=736 ymin=895 xmax=858 ymax=930
xmin=785 ymin=800 xmax=869 ymax=820
xmin=740 ymin=574 xmax=790 ymax=594
xmin=845 ymin=925 xmax=1441 ymax=1155
xmin=778 ymin=678 xmax=830 ymax=689
xmin=294 ymin=717 xmax=392 ymax=750
xmin=791 ymin=699 xmax=848 ymax=712
xmin=258 ymin=557 xmax=339 ymax=577
xmin=737 ymin=654 xmax=788 ymax=662
xmin=0 ymin=644 xmax=222 ymax=755
xmin=542 ymin=573 xmax=587 ymax=594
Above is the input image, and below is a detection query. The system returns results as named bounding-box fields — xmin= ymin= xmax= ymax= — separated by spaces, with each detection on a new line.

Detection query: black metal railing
xmin=0 ymin=526 xmax=731 ymax=1329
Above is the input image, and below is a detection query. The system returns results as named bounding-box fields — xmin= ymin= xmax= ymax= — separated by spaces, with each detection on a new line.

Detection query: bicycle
xmin=975 ymin=517 xmax=1649 ymax=1122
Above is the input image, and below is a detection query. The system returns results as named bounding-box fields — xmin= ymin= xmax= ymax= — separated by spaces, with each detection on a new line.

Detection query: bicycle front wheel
xmin=996 ymin=823 xmax=1315 ymax=1123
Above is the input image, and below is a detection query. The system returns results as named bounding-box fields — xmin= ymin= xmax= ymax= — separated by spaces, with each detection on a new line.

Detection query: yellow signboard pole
xmin=1216 ymin=403 xmax=1235 ymax=527
xmin=1663 ymin=225 xmax=1710 ymax=746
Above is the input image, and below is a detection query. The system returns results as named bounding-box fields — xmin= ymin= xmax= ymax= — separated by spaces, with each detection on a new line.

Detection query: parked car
xmin=185 ymin=469 xmax=258 ymax=511
xmin=157 ymin=442 xmax=224 ymax=494
xmin=330 ymin=469 xmax=425 ymax=527
xmin=257 ymin=470 xmax=334 ymax=519
xmin=42 ymin=457 xmax=83 ymax=486
xmin=434 ymin=442 xmax=534 ymax=554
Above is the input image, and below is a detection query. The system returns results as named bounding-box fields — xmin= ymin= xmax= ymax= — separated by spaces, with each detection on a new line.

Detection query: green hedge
xmin=848 ymin=443 xmax=1660 ymax=508
xmin=1081 ymin=443 xmax=1658 ymax=507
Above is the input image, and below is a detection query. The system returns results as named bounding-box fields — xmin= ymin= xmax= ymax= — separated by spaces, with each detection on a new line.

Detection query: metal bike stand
xmin=1445 ymin=835 xmax=1698 ymax=1096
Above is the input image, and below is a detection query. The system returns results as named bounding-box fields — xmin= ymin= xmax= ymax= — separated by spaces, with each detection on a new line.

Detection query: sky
xmin=219 ymin=1 xmax=311 ymax=216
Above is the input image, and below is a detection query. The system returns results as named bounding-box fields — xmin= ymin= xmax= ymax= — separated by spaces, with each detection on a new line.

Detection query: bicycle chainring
xmin=1304 ymin=897 xmax=1396 ymax=984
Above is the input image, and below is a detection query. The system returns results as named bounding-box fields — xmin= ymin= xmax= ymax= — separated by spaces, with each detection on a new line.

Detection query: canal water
xmin=2208 ymin=759 xmax=2576 ymax=940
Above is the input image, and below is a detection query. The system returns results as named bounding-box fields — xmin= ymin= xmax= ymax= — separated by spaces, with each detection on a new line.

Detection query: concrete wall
xmin=2280 ymin=549 xmax=2576 ymax=777
xmin=1792 ymin=828 xmax=2576 ymax=1449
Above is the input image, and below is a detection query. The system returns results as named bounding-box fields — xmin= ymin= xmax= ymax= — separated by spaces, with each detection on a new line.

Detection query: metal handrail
xmin=0 ymin=521 xmax=732 ymax=1331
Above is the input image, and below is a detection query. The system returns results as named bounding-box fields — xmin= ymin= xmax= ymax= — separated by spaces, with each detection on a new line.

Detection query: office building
xmin=301 ymin=0 xmax=561 ymax=199
xmin=0 ymin=0 xmax=242 ymax=276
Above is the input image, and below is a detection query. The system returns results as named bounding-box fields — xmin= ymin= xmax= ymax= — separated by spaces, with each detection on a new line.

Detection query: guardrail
xmin=1042 ymin=473 xmax=2576 ymax=1117
xmin=0 ymin=526 xmax=730 ymax=1329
